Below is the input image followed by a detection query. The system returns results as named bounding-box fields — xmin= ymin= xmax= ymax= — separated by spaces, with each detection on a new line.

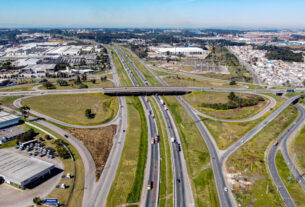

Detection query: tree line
xmin=200 ymin=92 xmax=264 ymax=110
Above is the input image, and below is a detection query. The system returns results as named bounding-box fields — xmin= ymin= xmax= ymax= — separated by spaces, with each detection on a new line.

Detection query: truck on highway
xmin=171 ymin=137 xmax=175 ymax=143
xmin=273 ymin=140 xmax=279 ymax=146
xmin=286 ymin=89 xmax=295 ymax=93
xmin=160 ymin=99 xmax=165 ymax=105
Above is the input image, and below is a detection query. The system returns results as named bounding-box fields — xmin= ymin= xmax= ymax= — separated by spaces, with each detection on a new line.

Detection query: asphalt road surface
xmin=118 ymin=47 xmax=195 ymax=207
xmin=267 ymin=103 xmax=305 ymax=207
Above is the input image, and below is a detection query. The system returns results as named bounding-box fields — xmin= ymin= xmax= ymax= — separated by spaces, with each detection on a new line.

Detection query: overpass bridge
xmin=103 ymin=87 xmax=192 ymax=96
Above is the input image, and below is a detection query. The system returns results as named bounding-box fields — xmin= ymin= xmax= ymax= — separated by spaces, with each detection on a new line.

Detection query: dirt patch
xmin=68 ymin=125 xmax=117 ymax=180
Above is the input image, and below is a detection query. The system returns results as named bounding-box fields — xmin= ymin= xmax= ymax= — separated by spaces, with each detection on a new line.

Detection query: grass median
xmin=22 ymin=93 xmax=118 ymax=126
xmin=226 ymin=105 xmax=298 ymax=207
xmin=150 ymin=97 xmax=174 ymax=207
xmin=106 ymin=96 xmax=148 ymax=206
xmin=275 ymin=151 xmax=305 ymax=207
xmin=292 ymin=124 xmax=305 ymax=175
xmin=164 ymin=96 xmax=220 ymax=207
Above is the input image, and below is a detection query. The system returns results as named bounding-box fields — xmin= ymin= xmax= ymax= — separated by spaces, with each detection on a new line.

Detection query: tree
xmin=100 ymin=76 xmax=107 ymax=82
xmin=85 ymin=108 xmax=95 ymax=119
xmin=229 ymin=80 xmax=236 ymax=85
xmin=85 ymin=109 xmax=92 ymax=118
xmin=56 ymin=79 xmax=69 ymax=86
xmin=17 ymin=128 xmax=37 ymax=143
xmin=75 ymin=76 xmax=82 ymax=85
xmin=228 ymin=92 xmax=236 ymax=101
xmin=91 ymin=79 xmax=96 ymax=84
xmin=81 ymin=73 xmax=87 ymax=81
xmin=33 ymin=197 xmax=42 ymax=205
xmin=43 ymin=81 xmax=56 ymax=89
xmin=20 ymin=106 xmax=30 ymax=118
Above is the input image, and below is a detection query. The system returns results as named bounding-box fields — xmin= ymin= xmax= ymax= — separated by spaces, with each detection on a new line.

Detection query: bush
xmin=43 ymin=81 xmax=56 ymax=89
xmin=77 ymin=83 xmax=88 ymax=89
xmin=33 ymin=197 xmax=42 ymax=205
xmin=56 ymin=79 xmax=69 ymax=86
xmin=17 ymin=129 xmax=38 ymax=143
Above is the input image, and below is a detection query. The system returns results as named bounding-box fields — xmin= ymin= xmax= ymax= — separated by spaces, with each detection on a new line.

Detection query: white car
xmin=224 ymin=187 xmax=228 ymax=192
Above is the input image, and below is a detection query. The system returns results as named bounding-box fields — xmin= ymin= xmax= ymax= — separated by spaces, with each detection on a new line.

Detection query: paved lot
xmin=0 ymin=148 xmax=63 ymax=207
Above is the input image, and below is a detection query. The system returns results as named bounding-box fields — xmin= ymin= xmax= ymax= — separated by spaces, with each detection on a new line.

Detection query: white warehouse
xmin=153 ymin=47 xmax=206 ymax=55
xmin=0 ymin=111 xmax=21 ymax=129
xmin=0 ymin=149 xmax=55 ymax=189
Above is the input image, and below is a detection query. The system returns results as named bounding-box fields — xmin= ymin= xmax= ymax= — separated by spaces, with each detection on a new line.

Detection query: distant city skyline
xmin=1 ymin=0 xmax=305 ymax=28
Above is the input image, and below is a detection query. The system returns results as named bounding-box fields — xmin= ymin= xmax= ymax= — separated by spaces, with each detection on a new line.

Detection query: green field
xmin=106 ymin=96 xmax=147 ymax=206
xmin=202 ymin=94 xmax=285 ymax=149
xmin=22 ymin=93 xmax=118 ymax=126
xmin=292 ymin=125 xmax=305 ymax=174
xmin=38 ymin=79 xmax=114 ymax=90
xmin=275 ymin=151 xmax=305 ymax=207
xmin=0 ymin=83 xmax=37 ymax=92
xmin=164 ymin=96 xmax=220 ymax=207
xmin=150 ymin=97 xmax=173 ymax=207
xmin=226 ymin=105 xmax=298 ymax=207
xmin=184 ymin=91 xmax=269 ymax=120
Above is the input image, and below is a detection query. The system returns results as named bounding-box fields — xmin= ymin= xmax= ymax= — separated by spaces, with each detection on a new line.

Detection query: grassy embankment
xmin=0 ymin=83 xmax=38 ymax=92
xmin=150 ymin=97 xmax=174 ymax=207
xmin=0 ymin=96 xmax=22 ymax=109
xmin=184 ymin=91 xmax=270 ymax=120
xmin=275 ymin=151 xmax=305 ymax=207
xmin=164 ymin=96 xmax=220 ymax=207
xmin=292 ymin=124 xmax=305 ymax=174
xmin=200 ymin=94 xmax=285 ymax=149
xmin=106 ymin=47 xmax=148 ymax=206
xmin=22 ymin=93 xmax=118 ymax=126
xmin=226 ymin=105 xmax=298 ymax=207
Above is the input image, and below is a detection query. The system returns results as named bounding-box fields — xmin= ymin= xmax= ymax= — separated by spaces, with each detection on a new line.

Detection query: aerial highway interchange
xmin=1 ymin=45 xmax=305 ymax=207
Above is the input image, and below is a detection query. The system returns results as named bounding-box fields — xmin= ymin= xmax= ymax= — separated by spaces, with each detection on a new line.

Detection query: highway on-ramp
xmin=267 ymin=103 xmax=305 ymax=207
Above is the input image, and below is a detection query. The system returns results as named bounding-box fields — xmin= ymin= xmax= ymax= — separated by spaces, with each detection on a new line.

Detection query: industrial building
xmin=153 ymin=47 xmax=206 ymax=55
xmin=0 ymin=111 xmax=21 ymax=129
xmin=0 ymin=149 xmax=55 ymax=189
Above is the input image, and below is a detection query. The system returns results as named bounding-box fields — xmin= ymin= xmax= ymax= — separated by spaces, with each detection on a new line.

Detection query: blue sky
xmin=0 ymin=0 xmax=305 ymax=28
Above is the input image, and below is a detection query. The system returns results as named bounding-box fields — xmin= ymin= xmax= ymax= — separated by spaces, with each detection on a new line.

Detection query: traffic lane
xmin=268 ymin=145 xmax=296 ymax=207
xmin=178 ymin=97 xmax=233 ymax=207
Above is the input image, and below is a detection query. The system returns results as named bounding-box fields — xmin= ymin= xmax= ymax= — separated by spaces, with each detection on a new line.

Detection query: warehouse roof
xmin=0 ymin=111 xmax=20 ymax=123
xmin=0 ymin=149 xmax=54 ymax=186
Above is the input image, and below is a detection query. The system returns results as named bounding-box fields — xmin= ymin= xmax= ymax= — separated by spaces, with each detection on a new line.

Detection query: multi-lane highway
xmin=113 ymin=47 xmax=161 ymax=207
xmin=117 ymin=47 xmax=195 ymax=206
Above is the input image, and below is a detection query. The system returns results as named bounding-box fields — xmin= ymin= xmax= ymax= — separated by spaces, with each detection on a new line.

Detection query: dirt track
xmin=68 ymin=125 xmax=117 ymax=180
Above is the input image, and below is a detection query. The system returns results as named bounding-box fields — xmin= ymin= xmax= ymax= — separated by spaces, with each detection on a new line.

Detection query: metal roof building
xmin=0 ymin=111 xmax=21 ymax=129
xmin=0 ymin=149 xmax=54 ymax=188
